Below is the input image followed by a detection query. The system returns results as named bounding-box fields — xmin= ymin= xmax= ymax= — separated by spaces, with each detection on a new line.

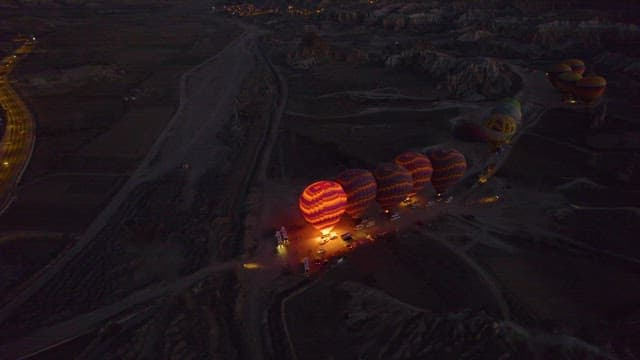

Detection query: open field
xmin=2 ymin=5 xmax=243 ymax=224
xmin=273 ymin=108 xmax=465 ymax=179
xmin=0 ymin=6 xmax=242 ymax=288
xmin=0 ymin=235 xmax=67 ymax=294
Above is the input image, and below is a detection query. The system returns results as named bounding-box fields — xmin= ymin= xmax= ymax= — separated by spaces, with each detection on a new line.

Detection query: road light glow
xmin=0 ymin=37 xmax=36 ymax=204
xmin=478 ymin=195 xmax=500 ymax=204
xmin=242 ymin=263 xmax=261 ymax=269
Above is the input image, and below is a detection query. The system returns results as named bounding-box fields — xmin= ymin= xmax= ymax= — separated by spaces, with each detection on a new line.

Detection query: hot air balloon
xmin=373 ymin=163 xmax=413 ymax=210
xmin=491 ymin=101 xmax=522 ymax=125
xmin=299 ymin=180 xmax=347 ymax=234
xmin=428 ymin=148 xmax=467 ymax=196
xmin=556 ymin=71 xmax=582 ymax=102
xmin=394 ymin=151 xmax=433 ymax=196
xmin=546 ymin=63 xmax=572 ymax=91
xmin=500 ymin=97 xmax=521 ymax=112
xmin=334 ymin=169 xmax=377 ymax=220
xmin=485 ymin=113 xmax=517 ymax=151
xmin=564 ymin=58 xmax=585 ymax=75
xmin=574 ymin=75 xmax=606 ymax=105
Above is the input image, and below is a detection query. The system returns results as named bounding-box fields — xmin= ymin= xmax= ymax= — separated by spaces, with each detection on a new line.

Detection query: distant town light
xmin=478 ymin=195 xmax=500 ymax=204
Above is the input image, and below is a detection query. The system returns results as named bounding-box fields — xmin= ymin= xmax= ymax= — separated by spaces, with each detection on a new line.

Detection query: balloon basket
xmin=561 ymin=93 xmax=577 ymax=104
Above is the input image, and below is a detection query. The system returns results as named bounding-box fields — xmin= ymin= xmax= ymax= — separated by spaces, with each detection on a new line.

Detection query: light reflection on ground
xmin=279 ymin=194 xmax=444 ymax=274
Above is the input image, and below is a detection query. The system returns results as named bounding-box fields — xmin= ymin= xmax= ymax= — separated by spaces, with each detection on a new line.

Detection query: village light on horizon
xmin=478 ymin=195 xmax=500 ymax=204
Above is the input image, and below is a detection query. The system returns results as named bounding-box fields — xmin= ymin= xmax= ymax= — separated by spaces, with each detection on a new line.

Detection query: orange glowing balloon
xmin=299 ymin=180 xmax=347 ymax=234
xmin=335 ymin=169 xmax=377 ymax=220
xmin=574 ymin=75 xmax=606 ymax=105
xmin=427 ymin=148 xmax=467 ymax=195
xmin=394 ymin=151 xmax=433 ymax=195
xmin=374 ymin=163 xmax=413 ymax=210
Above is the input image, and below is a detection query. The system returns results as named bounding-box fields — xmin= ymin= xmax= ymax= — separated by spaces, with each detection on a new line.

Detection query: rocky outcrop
xmin=457 ymin=29 xmax=494 ymax=42
xmin=1 ymin=0 xmax=179 ymax=7
xmin=340 ymin=282 xmax=513 ymax=360
xmin=380 ymin=7 xmax=450 ymax=31
xmin=328 ymin=9 xmax=366 ymax=24
xmin=593 ymin=52 xmax=640 ymax=80
xmin=286 ymin=31 xmax=332 ymax=69
xmin=340 ymin=282 xmax=613 ymax=359
xmin=385 ymin=49 xmax=513 ymax=98
xmin=455 ymin=9 xmax=501 ymax=25
xmin=533 ymin=19 xmax=640 ymax=54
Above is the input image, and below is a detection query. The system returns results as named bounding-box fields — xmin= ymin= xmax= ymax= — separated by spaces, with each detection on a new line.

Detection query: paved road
xmin=237 ymin=47 xmax=290 ymax=360
xmin=0 ymin=39 xmax=36 ymax=215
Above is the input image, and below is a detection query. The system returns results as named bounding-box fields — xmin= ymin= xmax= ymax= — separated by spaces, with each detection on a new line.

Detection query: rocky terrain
xmin=341 ymin=282 xmax=613 ymax=360
xmin=0 ymin=0 xmax=182 ymax=7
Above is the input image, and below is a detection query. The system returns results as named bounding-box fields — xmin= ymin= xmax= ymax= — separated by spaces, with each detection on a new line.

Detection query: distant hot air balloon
xmin=428 ymin=148 xmax=467 ymax=195
xmin=574 ymin=75 xmax=606 ymax=105
xmin=373 ymin=163 xmax=413 ymax=210
xmin=491 ymin=101 xmax=522 ymax=125
xmin=556 ymin=71 xmax=583 ymax=102
xmin=564 ymin=58 xmax=586 ymax=75
xmin=394 ymin=151 xmax=433 ymax=196
xmin=546 ymin=63 xmax=572 ymax=91
xmin=485 ymin=113 xmax=517 ymax=150
xmin=500 ymin=97 xmax=521 ymax=112
xmin=334 ymin=169 xmax=377 ymax=220
xmin=299 ymin=180 xmax=347 ymax=234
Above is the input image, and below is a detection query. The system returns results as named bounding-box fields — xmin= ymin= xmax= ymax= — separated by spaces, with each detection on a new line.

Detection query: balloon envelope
xmin=428 ymin=149 xmax=467 ymax=194
xmin=394 ymin=151 xmax=433 ymax=195
xmin=491 ymin=102 xmax=522 ymax=125
xmin=299 ymin=180 xmax=347 ymax=234
xmin=335 ymin=169 xmax=377 ymax=219
xmin=574 ymin=76 xmax=606 ymax=104
xmin=556 ymin=71 xmax=582 ymax=93
xmin=373 ymin=163 xmax=413 ymax=209
xmin=485 ymin=113 xmax=517 ymax=147
xmin=500 ymin=97 xmax=521 ymax=111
